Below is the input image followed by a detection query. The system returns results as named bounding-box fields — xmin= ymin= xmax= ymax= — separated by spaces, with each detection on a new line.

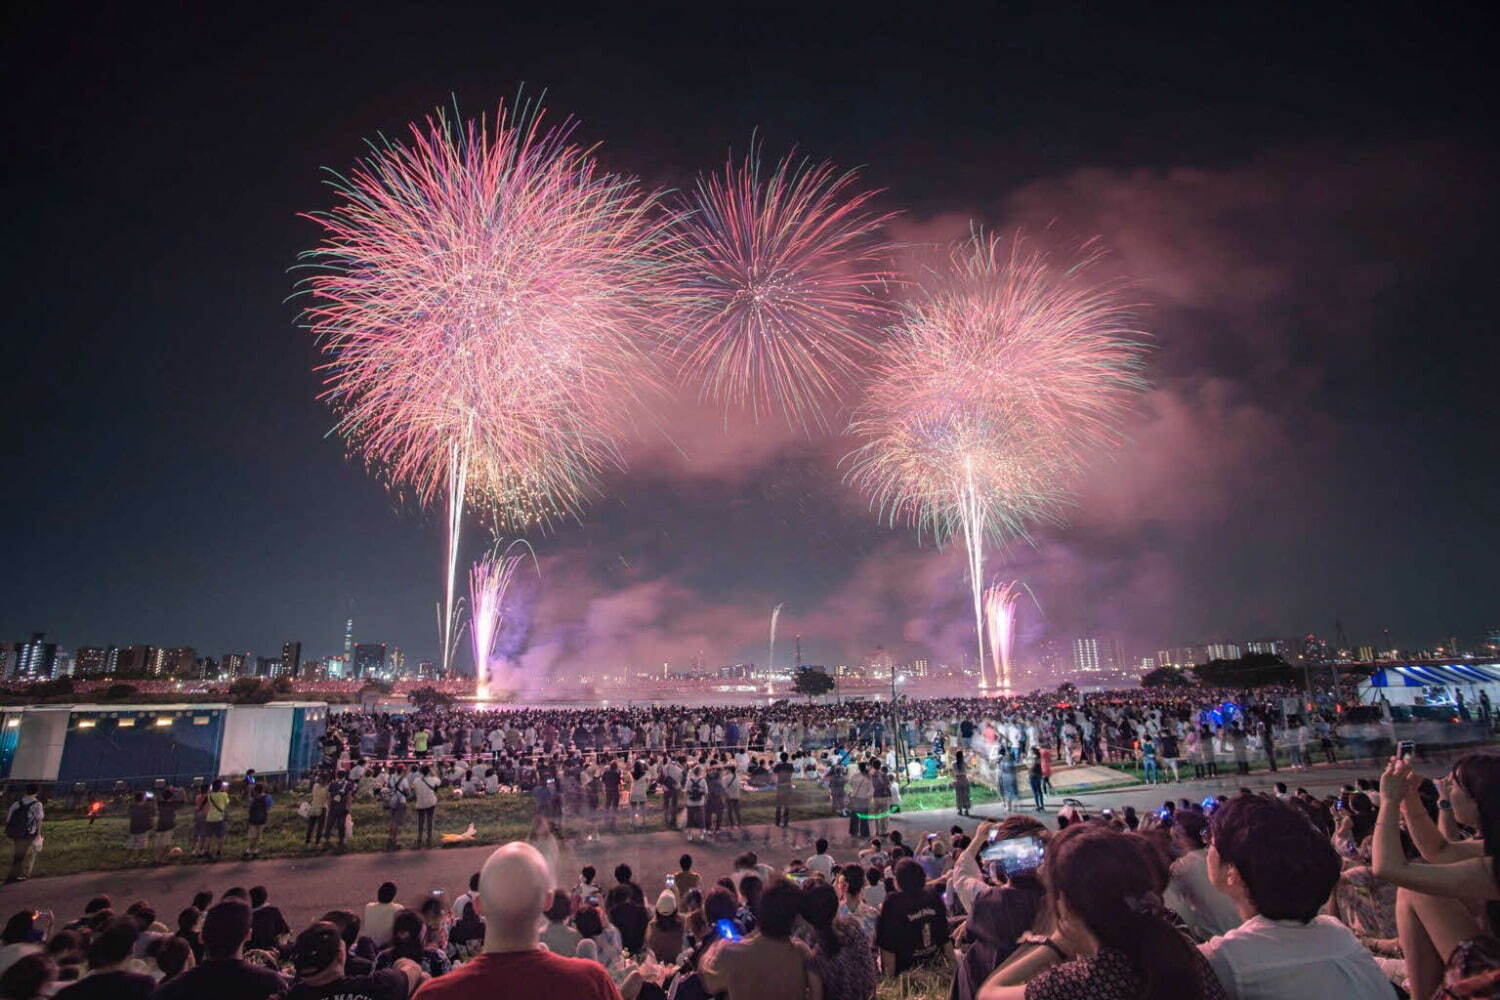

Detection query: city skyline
xmin=3 ymin=7 xmax=1496 ymax=683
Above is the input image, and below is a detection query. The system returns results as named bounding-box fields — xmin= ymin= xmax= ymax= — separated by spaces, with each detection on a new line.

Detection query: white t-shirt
xmin=412 ymin=773 xmax=440 ymax=809
xmin=807 ymin=853 xmax=836 ymax=877
xmin=1199 ymin=914 xmax=1392 ymax=1000
xmin=362 ymin=902 xmax=403 ymax=948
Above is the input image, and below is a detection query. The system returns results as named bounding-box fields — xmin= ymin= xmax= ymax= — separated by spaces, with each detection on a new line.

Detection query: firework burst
xmin=984 ymin=580 xmax=1034 ymax=693
xmin=667 ymin=143 xmax=897 ymax=428
xmin=844 ymin=232 xmax=1148 ymax=683
xmin=296 ymin=98 xmax=671 ymax=672
xmin=470 ymin=541 xmax=535 ymax=699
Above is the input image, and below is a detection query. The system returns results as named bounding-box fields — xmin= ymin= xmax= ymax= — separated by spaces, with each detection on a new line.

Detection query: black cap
xmin=293 ymin=922 xmax=342 ymax=977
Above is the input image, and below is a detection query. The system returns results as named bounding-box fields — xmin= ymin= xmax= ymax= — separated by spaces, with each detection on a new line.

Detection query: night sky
xmin=4 ymin=5 xmax=1496 ymax=677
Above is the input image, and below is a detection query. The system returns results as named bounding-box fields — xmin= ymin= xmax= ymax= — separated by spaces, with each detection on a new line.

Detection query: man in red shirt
xmin=413 ymin=842 xmax=620 ymax=1000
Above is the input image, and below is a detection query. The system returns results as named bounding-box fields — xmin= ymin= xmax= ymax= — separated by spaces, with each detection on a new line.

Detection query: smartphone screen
xmin=715 ymin=918 xmax=741 ymax=942
xmin=1397 ymin=740 xmax=1416 ymax=760
xmin=979 ymin=834 xmax=1045 ymax=876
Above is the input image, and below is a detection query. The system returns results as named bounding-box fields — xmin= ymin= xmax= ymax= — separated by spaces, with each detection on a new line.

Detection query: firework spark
xmin=844 ymin=232 xmax=1148 ymax=684
xmin=470 ymin=542 xmax=535 ymax=699
xmin=667 ymin=143 xmax=896 ymax=428
xmin=296 ymin=99 xmax=671 ymax=672
xmin=984 ymin=580 xmax=1032 ymax=693
xmin=768 ymin=602 xmax=785 ymax=674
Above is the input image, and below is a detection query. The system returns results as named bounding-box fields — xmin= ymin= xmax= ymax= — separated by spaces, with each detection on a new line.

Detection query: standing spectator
xmin=153 ymin=786 xmax=181 ymax=863
xmin=363 ymin=883 xmax=403 ymax=950
xmin=1201 ymin=795 xmax=1390 ymax=998
xmin=684 ymin=767 xmax=707 ymax=843
xmin=383 ymin=767 xmax=409 ymax=851
xmin=411 ymin=766 xmax=439 ymax=849
xmin=248 ymin=887 xmax=291 ymax=954
xmin=1027 ymin=749 xmax=1046 ymax=812
xmin=126 ymin=792 xmax=156 ymax=864
xmin=700 ymin=881 xmax=815 ymax=1000
xmin=305 ymin=776 xmax=329 ymax=847
xmin=285 ymin=921 xmax=422 ymax=1000
xmin=243 ymin=785 xmax=271 ymax=860
xmin=773 ymin=754 xmax=795 ymax=829
xmin=869 ymin=763 xmax=891 ymax=837
xmin=203 ymin=780 xmax=230 ymax=861
xmin=875 ymin=858 xmax=949 ymax=977
xmin=53 ymin=919 xmax=153 ymax=1000
xmin=325 ymin=771 xmax=353 ymax=852
xmin=953 ymin=750 xmax=972 ymax=817
xmin=3 ymin=785 xmax=43 ymax=883
xmin=410 ymin=842 xmax=620 ymax=999
xmin=802 ymin=880 xmax=876 ymax=1000
xmin=151 ymin=900 xmax=286 ymax=999
xmin=847 ymin=763 xmax=872 ymax=841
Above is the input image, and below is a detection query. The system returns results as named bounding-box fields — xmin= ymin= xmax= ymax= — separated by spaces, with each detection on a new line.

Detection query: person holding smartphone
xmin=950 ymin=818 xmax=1049 ymax=1000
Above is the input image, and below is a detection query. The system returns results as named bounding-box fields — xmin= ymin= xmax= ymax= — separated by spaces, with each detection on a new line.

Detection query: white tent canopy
xmin=1360 ymin=662 xmax=1500 ymax=707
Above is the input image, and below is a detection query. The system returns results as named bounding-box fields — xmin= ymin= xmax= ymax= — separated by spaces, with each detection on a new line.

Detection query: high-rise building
xmin=149 ymin=646 xmax=196 ymax=676
xmin=1204 ymin=642 xmax=1242 ymax=662
xmin=116 ymin=644 xmax=155 ymax=675
xmin=344 ymin=619 xmax=354 ymax=656
xmin=222 ymin=652 xmax=250 ymax=677
xmin=10 ymin=633 xmax=58 ymax=680
xmin=353 ymin=642 xmax=387 ymax=678
xmin=1357 ymin=645 xmax=1376 ymax=662
xmin=1072 ymin=637 xmax=1101 ymax=673
xmin=388 ymin=646 xmax=405 ymax=675
xmin=75 ymin=645 xmax=115 ymax=676
xmin=281 ymin=641 xmax=303 ymax=678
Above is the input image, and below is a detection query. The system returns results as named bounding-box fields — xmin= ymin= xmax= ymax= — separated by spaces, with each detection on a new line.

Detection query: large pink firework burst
xmin=667 ymin=143 xmax=897 ymax=428
xmin=845 ymin=232 xmax=1148 ymax=683
xmin=296 ymin=99 xmax=671 ymax=671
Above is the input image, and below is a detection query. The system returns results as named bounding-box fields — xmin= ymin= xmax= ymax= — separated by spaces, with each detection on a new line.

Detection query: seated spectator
xmin=700 ymin=881 xmax=814 ymax=1000
xmin=1372 ymin=753 xmax=1500 ymax=998
xmin=405 ymin=842 xmax=619 ymax=999
xmin=0 ymin=953 xmax=55 ymax=1000
xmin=43 ymin=930 xmax=84 ymax=986
xmin=0 ymin=912 xmax=44 ymax=976
xmin=53 ymin=918 xmax=154 ymax=1000
xmin=540 ymin=892 xmax=580 ymax=956
xmin=285 ymin=921 xmax=423 ymax=1000
xmin=671 ymin=855 xmax=701 ymax=901
xmin=836 ymin=863 xmax=878 ymax=941
xmin=949 ymin=818 xmax=1048 ymax=1000
xmin=174 ymin=908 xmax=203 ymax=963
xmin=977 ymin=824 xmax=1225 ymax=1000
xmin=151 ymin=899 xmax=287 ymax=999
xmin=1197 ymin=795 xmax=1391 ymax=999
xmin=608 ymin=887 xmax=650 ymax=957
xmin=1164 ymin=811 xmax=1241 ymax=941
xmin=573 ymin=906 xmax=622 ymax=968
xmin=248 ymin=886 xmax=291 ymax=954
xmin=645 ymin=892 xmax=683 ymax=964
xmin=802 ymin=880 xmax=876 ymax=1000
xmin=318 ymin=911 xmax=374 ymax=974
xmin=376 ymin=912 xmax=450 ymax=979
xmin=876 ymin=857 xmax=950 ymax=976
xmin=806 ymin=840 xmax=835 ymax=878
xmin=145 ymin=935 xmax=192 ymax=982
xmin=863 ymin=867 xmax=887 ymax=908
xmin=364 ymin=883 xmax=403 ymax=951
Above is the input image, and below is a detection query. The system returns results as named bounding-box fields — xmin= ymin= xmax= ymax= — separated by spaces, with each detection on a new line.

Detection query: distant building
xmin=255 ymin=655 xmax=283 ymax=678
xmin=282 ymin=641 xmax=303 ymax=678
xmin=116 ymin=644 xmax=155 ymax=674
xmin=1072 ymin=637 xmax=1101 ymax=674
xmin=1204 ymin=642 xmax=1242 ymax=662
xmin=416 ymin=659 xmax=436 ymax=678
xmin=10 ymin=633 xmax=58 ymax=681
xmin=344 ymin=619 xmax=354 ymax=656
xmin=353 ymin=642 xmax=387 ymax=678
xmin=75 ymin=645 xmax=116 ymax=676
xmin=1357 ymin=644 xmax=1376 ymax=662
xmin=911 ymin=658 xmax=930 ymax=677
xmin=388 ymin=646 xmax=405 ymax=675
xmin=222 ymin=652 xmax=250 ymax=677
xmin=150 ymin=646 xmax=196 ymax=677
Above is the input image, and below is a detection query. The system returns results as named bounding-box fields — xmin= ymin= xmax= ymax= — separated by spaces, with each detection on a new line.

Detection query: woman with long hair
xmin=1373 ymin=752 xmax=1500 ymax=997
xmin=954 ymin=750 xmax=972 ymax=817
xmin=802 ymin=880 xmax=876 ymax=1000
xmin=978 ymin=824 xmax=1225 ymax=1000
xmin=374 ymin=909 xmax=451 ymax=977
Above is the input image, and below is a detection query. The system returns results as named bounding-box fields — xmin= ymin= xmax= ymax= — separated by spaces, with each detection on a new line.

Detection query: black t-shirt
xmin=251 ymin=905 xmax=291 ymax=950
xmin=774 ymin=762 xmax=795 ymax=787
xmin=875 ymin=889 xmax=949 ymax=974
xmin=285 ymin=968 xmax=409 ymax=1000
xmin=953 ymin=882 xmax=1044 ymax=1000
xmin=151 ymin=957 xmax=288 ymax=1000
xmin=610 ymin=900 xmax=650 ymax=954
xmin=56 ymin=970 xmax=155 ymax=1000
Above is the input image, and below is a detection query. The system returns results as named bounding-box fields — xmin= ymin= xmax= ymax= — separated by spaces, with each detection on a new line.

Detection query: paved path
xmin=0 ymin=757 xmax=1428 ymax=928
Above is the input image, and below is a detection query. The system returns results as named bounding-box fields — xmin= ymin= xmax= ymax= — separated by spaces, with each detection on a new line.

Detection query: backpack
xmin=247 ymin=794 xmax=270 ymax=826
xmin=5 ymin=800 xmax=37 ymax=839
xmin=871 ymin=771 xmax=891 ymax=797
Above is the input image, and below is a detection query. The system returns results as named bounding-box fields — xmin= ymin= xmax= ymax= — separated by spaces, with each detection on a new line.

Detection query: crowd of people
xmin=6 ymin=746 xmax=1500 ymax=998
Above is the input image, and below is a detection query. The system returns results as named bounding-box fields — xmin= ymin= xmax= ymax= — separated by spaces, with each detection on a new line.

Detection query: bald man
xmin=413 ymin=842 xmax=620 ymax=1000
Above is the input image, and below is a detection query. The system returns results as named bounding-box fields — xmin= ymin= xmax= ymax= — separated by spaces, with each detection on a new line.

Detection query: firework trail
xmin=984 ymin=580 xmax=1037 ymax=693
xmin=844 ymin=232 xmax=1148 ymax=686
xmin=768 ymin=602 xmax=785 ymax=674
xmin=295 ymin=99 xmax=672 ymax=674
xmin=667 ymin=142 xmax=897 ymax=428
xmin=469 ymin=541 xmax=536 ymax=699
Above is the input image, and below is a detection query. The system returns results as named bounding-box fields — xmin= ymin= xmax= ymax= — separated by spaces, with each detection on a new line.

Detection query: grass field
xmin=21 ymin=777 xmax=995 ymax=879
